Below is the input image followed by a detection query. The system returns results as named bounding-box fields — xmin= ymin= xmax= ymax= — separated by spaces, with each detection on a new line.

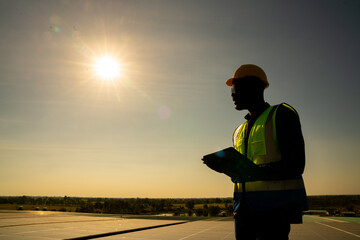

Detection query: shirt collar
xmin=244 ymin=102 xmax=270 ymax=121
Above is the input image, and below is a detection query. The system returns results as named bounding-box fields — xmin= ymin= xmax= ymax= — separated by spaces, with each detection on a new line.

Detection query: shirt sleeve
xmin=275 ymin=103 xmax=305 ymax=177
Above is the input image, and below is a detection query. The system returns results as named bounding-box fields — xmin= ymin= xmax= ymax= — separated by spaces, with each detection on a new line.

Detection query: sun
xmin=93 ymin=55 xmax=121 ymax=80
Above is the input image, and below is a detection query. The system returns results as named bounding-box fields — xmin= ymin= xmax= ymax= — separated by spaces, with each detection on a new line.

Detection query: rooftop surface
xmin=0 ymin=210 xmax=359 ymax=240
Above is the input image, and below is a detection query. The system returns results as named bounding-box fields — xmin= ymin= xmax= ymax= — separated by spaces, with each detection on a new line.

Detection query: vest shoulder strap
xmin=233 ymin=121 xmax=247 ymax=147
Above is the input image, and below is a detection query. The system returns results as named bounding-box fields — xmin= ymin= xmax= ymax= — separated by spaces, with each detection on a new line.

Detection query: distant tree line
xmin=0 ymin=196 xmax=233 ymax=216
xmin=307 ymin=195 xmax=360 ymax=215
xmin=1 ymin=195 xmax=358 ymax=216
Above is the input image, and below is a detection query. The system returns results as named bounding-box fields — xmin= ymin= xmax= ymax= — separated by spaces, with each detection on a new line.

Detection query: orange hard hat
xmin=226 ymin=64 xmax=269 ymax=88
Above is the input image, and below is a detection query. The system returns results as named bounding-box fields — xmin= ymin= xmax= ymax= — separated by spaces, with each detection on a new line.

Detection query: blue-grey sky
xmin=0 ymin=0 xmax=359 ymax=197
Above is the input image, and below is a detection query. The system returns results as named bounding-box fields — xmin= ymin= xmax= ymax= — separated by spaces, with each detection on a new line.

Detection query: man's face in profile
xmin=231 ymin=79 xmax=251 ymax=111
xmin=231 ymin=77 xmax=264 ymax=111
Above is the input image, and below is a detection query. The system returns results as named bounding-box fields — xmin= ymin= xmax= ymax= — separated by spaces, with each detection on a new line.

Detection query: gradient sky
xmin=0 ymin=0 xmax=359 ymax=198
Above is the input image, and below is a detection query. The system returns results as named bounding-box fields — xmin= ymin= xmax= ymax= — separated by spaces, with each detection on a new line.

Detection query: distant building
xmin=303 ymin=210 xmax=329 ymax=216
xmin=341 ymin=212 xmax=356 ymax=217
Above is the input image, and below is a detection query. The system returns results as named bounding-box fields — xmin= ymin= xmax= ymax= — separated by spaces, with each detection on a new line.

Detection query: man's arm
xmin=275 ymin=104 xmax=305 ymax=177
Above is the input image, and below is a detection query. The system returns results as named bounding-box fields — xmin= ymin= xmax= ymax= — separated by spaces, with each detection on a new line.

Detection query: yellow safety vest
xmin=232 ymin=104 xmax=308 ymax=215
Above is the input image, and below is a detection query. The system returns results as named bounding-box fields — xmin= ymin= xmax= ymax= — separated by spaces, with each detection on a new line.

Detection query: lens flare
xmin=157 ymin=105 xmax=171 ymax=119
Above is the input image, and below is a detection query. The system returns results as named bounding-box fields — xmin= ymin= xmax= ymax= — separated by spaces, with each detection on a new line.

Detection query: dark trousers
xmin=234 ymin=206 xmax=290 ymax=240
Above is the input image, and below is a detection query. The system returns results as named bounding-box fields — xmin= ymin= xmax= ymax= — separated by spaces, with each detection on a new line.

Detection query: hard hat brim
xmin=225 ymin=77 xmax=269 ymax=88
xmin=226 ymin=78 xmax=234 ymax=86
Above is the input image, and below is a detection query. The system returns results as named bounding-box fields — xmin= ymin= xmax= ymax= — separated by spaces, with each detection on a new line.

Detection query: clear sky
xmin=0 ymin=0 xmax=359 ymax=198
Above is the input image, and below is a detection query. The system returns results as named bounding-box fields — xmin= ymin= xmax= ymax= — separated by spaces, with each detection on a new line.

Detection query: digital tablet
xmin=202 ymin=147 xmax=257 ymax=178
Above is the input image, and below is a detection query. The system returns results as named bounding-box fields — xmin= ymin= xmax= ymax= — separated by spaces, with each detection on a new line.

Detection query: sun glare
xmin=94 ymin=55 xmax=121 ymax=80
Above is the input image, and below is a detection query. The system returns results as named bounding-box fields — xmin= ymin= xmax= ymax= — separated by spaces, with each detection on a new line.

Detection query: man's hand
xmin=202 ymin=155 xmax=224 ymax=173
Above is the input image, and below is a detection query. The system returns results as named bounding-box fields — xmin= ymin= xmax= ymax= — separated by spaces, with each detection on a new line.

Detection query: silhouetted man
xmin=226 ymin=64 xmax=308 ymax=240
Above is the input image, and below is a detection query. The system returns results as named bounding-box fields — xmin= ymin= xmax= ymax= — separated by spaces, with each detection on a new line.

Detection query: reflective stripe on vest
xmin=234 ymin=178 xmax=305 ymax=192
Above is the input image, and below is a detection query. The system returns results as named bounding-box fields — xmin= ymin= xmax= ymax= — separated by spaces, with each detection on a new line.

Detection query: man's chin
xmin=235 ymin=104 xmax=246 ymax=111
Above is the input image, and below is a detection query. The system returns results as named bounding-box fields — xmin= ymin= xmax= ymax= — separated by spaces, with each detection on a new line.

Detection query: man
xmin=226 ymin=64 xmax=308 ymax=240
